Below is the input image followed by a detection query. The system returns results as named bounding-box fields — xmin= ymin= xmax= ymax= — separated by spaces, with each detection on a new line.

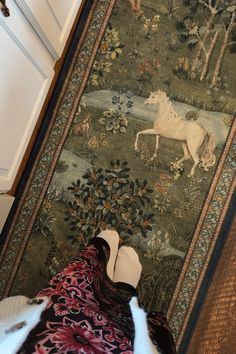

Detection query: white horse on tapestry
xmin=134 ymin=90 xmax=216 ymax=177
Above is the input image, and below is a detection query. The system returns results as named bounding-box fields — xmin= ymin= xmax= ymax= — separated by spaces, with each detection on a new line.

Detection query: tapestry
xmin=0 ymin=0 xmax=235 ymax=351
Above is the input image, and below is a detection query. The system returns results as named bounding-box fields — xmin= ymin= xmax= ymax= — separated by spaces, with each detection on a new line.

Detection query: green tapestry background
xmin=10 ymin=0 xmax=235 ymax=321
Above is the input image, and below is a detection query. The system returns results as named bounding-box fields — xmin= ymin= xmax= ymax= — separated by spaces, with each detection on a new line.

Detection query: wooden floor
xmin=188 ymin=211 xmax=236 ymax=353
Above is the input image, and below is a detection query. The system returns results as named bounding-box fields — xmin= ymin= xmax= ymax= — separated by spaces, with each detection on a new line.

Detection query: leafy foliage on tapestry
xmin=65 ymin=160 xmax=154 ymax=245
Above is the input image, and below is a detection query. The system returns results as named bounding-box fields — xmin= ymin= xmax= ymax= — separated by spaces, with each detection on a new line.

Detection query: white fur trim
xmin=0 ymin=296 xmax=48 ymax=354
xmin=129 ymin=297 xmax=161 ymax=354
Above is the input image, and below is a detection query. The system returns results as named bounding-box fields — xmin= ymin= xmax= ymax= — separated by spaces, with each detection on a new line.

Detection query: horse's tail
xmin=201 ymin=130 xmax=216 ymax=170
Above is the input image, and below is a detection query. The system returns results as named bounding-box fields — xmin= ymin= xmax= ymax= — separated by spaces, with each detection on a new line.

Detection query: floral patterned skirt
xmin=18 ymin=238 xmax=176 ymax=354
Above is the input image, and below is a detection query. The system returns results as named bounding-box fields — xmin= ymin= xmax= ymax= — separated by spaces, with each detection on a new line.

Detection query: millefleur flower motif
xmin=159 ymin=173 xmax=172 ymax=182
xmin=126 ymin=90 xmax=133 ymax=99
xmin=128 ymin=49 xmax=143 ymax=59
xmin=154 ymin=182 xmax=167 ymax=193
xmin=93 ymin=60 xmax=112 ymax=73
xmin=99 ymin=109 xmax=128 ymax=134
xmin=143 ymin=15 xmax=160 ymax=34
xmin=126 ymin=100 xmax=133 ymax=109
xmin=121 ymin=209 xmax=132 ymax=222
xmin=112 ymin=95 xmax=120 ymax=105
xmin=101 ymin=200 xmax=116 ymax=212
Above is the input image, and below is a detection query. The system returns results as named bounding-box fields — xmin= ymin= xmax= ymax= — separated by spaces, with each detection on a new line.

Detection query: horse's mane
xmin=158 ymin=94 xmax=181 ymax=122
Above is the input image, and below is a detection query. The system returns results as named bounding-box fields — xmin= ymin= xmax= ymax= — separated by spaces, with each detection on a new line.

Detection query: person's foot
xmin=113 ymin=246 xmax=142 ymax=288
xmin=97 ymin=230 xmax=120 ymax=280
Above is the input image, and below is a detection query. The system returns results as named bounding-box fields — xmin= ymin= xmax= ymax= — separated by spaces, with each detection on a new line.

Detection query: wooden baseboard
xmin=9 ymin=0 xmax=87 ymax=196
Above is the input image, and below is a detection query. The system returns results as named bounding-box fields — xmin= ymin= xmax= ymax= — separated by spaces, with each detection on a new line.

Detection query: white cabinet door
xmin=0 ymin=0 xmax=54 ymax=192
xmin=0 ymin=0 xmax=83 ymax=194
xmin=15 ymin=0 xmax=83 ymax=59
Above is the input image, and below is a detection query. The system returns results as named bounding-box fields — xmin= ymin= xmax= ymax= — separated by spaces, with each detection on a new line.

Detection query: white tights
xmin=97 ymin=230 xmax=142 ymax=288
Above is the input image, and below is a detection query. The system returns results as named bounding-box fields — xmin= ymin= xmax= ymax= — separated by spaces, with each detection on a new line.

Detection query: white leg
xmin=151 ymin=134 xmax=160 ymax=160
xmin=113 ymin=246 xmax=142 ymax=288
xmin=97 ymin=230 xmax=119 ymax=280
xmin=174 ymin=142 xmax=191 ymax=167
xmin=187 ymin=141 xmax=201 ymax=177
xmin=187 ymin=130 xmax=205 ymax=177
xmin=134 ymin=128 xmax=158 ymax=151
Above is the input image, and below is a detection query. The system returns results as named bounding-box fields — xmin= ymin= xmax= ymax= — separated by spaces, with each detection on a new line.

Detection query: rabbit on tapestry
xmin=73 ymin=113 xmax=90 ymax=137
xmin=134 ymin=90 xmax=216 ymax=177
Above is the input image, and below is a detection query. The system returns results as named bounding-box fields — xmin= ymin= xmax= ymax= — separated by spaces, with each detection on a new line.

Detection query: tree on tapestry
xmin=65 ymin=161 xmax=154 ymax=245
xmin=211 ymin=4 xmax=236 ymax=86
xmin=177 ymin=0 xmax=236 ymax=84
xmin=89 ymin=24 xmax=124 ymax=87
xmin=159 ymin=0 xmax=179 ymax=19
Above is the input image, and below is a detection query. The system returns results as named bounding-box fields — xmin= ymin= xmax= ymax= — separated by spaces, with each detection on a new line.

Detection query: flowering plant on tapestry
xmin=65 ymin=160 xmax=154 ymax=245
xmin=89 ymin=24 xmax=124 ymax=87
xmin=99 ymin=90 xmax=134 ymax=134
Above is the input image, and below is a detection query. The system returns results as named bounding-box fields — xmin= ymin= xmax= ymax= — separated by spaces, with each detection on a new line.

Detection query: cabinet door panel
xmin=0 ymin=1 xmax=54 ymax=192
xmin=48 ymin=0 xmax=82 ymax=43
xmin=16 ymin=0 xmax=83 ymax=58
